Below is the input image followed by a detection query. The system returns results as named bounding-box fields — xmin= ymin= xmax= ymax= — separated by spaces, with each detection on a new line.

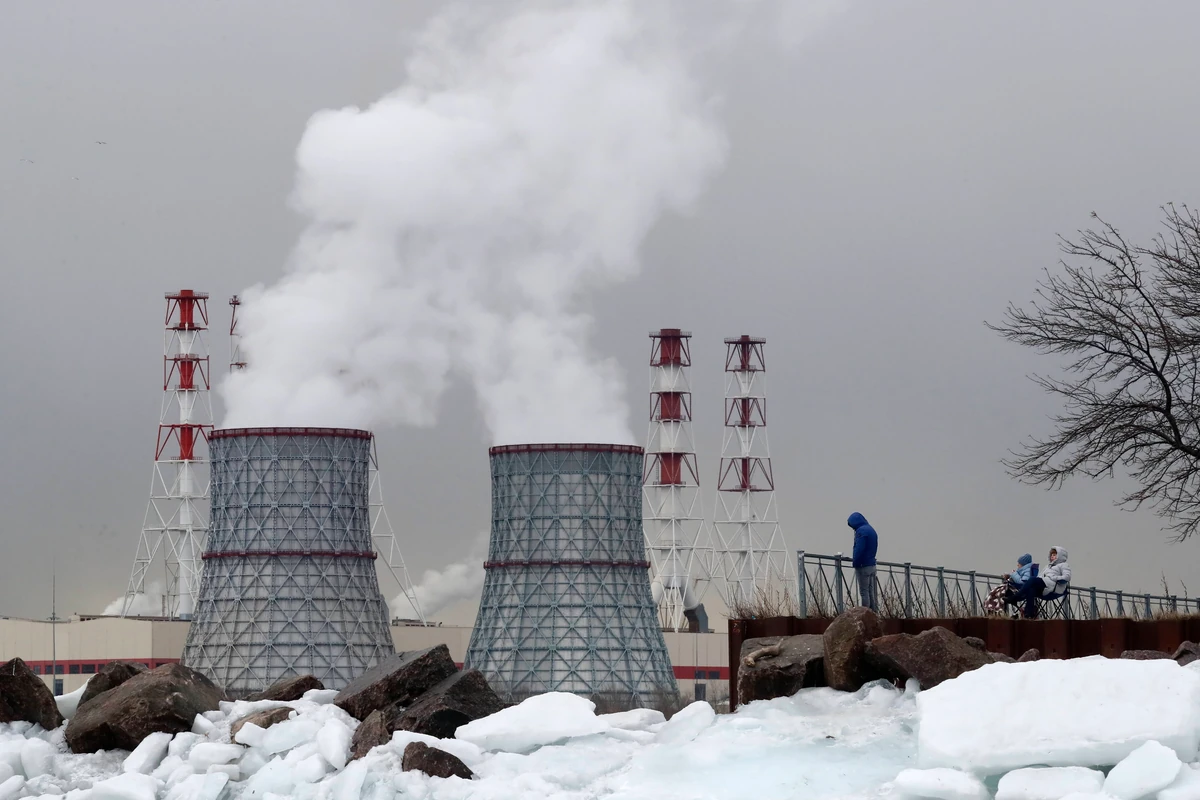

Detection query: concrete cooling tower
xmin=465 ymin=444 xmax=677 ymax=705
xmin=181 ymin=427 xmax=395 ymax=694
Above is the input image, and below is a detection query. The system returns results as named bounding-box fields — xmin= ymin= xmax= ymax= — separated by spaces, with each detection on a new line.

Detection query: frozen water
xmin=0 ymin=775 xmax=25 ymax=800
xmin=1160 ymin=765 xmax=1200 ymax=800
xmin=56 ymin=683 xmax=90 ymax=721
xmin=0 ymin=765 xmax=11 ymax=785
xmin=90 ymin=774 xmax=161 ymax=800
xmin=122 ymin=731 xmax=172 ymax=774
xmin=893 ymin=767 xmax=990 ymax=800
xmin=167 ymin=734 xmax=201 ymax=761
xmin=1105 ymin=742 xmax=1183 ymax=800
xmin=996 ymin=767 xmax=1106 ymax=800
xmin=316 ymin=719 xmax=352 ymax=770
xmin=22 ymin=738 xmax=58 ymax=779
xmin=242 ymin=758 xmax=295 ymax=798
xmin=259 ymin=718 xmax=322 ymax=755
xmin=654 ymin=701 xmax=715 ymax=745
xmin=205 ymin=765 xmax=239 ymax=781
xmin=919 ymin=659 xmax=1200 ymax=773
xmin=189 ymin=716 xmax=215 ymax=738
xmin=292 ymin=753 xmax=328 ymax=784
xmin=0 ymin=741 xmax=22 ymax=777
xmin=302 ymin=690 xmax=339 ymax=705
xmin=233 ymin=723 xmax=267 ymax=748
xmin=164 ymin=772 xmax=228 ymax=800
xmin=237 ymin=748 xmax=268 ymax=779
xmin=600 ymin=709 xmax=666 ymax=732
xmin=187 ymin=743 xmax=243 ymax=772
xmin=456 ymin=692 xmax=610 ymax=754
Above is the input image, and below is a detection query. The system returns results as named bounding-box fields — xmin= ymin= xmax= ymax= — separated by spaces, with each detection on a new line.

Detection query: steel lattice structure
xmin=181 ymin=427 xmax=395 ymax=694
xmin=643 ymin=329 xmax=714 ymax=631
xmin=712 ymin=335 xmax=791 ymax=609
xmin=123 ymin=290 xmax=214 ymax=619
xmin=465 ymin=444 xmax=677 ymax=705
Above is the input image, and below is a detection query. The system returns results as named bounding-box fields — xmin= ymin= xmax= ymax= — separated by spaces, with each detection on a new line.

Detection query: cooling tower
xmin=465 ymin=444 xmax=677 ymax=705
xmin=181 ymin=427 xmax=395 ymax=694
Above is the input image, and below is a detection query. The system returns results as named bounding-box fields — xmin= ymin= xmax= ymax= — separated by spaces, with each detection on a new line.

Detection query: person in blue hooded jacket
xmin=848 ymin=512 xmax=878 ymax=610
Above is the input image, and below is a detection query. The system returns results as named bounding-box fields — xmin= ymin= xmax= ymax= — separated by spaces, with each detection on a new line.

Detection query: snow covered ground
xmin=2 ymin=657 xmax=1199 ymax=800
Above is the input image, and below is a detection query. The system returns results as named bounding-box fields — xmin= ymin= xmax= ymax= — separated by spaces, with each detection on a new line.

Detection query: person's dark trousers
xmin=856 ymin=565 xmax=878 ymax=611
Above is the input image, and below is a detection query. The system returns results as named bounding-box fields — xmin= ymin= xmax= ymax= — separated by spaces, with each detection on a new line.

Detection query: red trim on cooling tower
xmin=488 ymin=443 xmax=643 ymax=456
xmin=484 ymin=559 xmax=651 ymax=569
xmin=203 ymin=550 xmax=377 ymax=560
xmin=210 ymin=427 xmax=373 ymax=440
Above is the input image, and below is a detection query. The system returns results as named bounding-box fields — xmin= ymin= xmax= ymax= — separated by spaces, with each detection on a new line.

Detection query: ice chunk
xmin=316 ymin=720 xmax=351 ymax=771
xmin=168 ymin=734 xmax=202 ymax=761
xmin=190 ymin=716 xmax=216 ymax=738
xmin=205 ymin=765 xmax=239 ymax=782
xmin=1105 ymin=741 xmax=1183 ymax=800
xmin=292 ymin=754 xmax=327 ymax=784
xmin=894 ymin=768 xmax=990 ymax=800
xmin=0 ymin=741 xmax=22 ymax=777
xmin=123 ymin=731 xmax=173 ymax=774
xmin=329 ymin=760 xmax=367 ymax=800
xmin=164 ymin=772 xmax=229 ymax=800
xmin=0 ymin=775 xmax=25 ymax=800
xmin=996 ymin=767 xmax=1105 ymax=800
xmin=600 ymin=709 xmax=666 ymax=732
xmin=301 ymin=690 xmax=338 ymax=705
xmin=260 ymin=718 xmax=321 ymax=755
xmin=238 ymin=748 xmax=268 ymax=779
xmin=1160 ymin=765 xmax=1200 ymax=800
xmin=56 ymin=682 xmax=90 ymax=721
xmin=188 ymin=743 xmax=243 ymax=773
xmin=243 ymin=758 xmax=295 ymax=798
xmin=0 ymin=765 xmax=12 ymax=785
xmin=234 ymin=723 xmax=267 ymax=748
xmin=919 ymin=659 xmax=1200 ymax=773
xmin=655 ymin=702 xmax=716 ymax=746
xmin=65 ymin=788 xmax=93 ymax=800
xmin=90 ymin=774 xmax=162 ymax=800
xmin=150 ymin=755 xmax=184 ymax=782
xmin=22 ymin=738 xmax=58 ymax=779
xmin=164 ymin=763 xmax=194 ymax=790
xmin=455 ymin=692 xmax=609 ymax=753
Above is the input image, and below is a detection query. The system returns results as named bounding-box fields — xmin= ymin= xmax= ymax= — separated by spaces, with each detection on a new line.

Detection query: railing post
xmin=1089 ymin=587 xmax=1097 ymax=620
xmin=904 ymin=562 xmax=913 ymax=619
xmin=1117 ymin=590 xmax=1124 ymax=618
xmin=1145 ymin=594 xmax=1152 ymax=619
xmin=1172 ymin=595 xmax=1179 ymax=613
xmin=797 ymin=550 xmax=807 ymax=619
xmin=969 ymin=571 xmax=977 ymax=617
xmin=834 ymin=553 xmax=844 ymax=614
xmin=937 ymin=566 xmax=946 ymax=617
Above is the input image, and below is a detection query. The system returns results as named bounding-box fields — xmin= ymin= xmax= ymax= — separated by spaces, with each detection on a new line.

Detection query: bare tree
xmin=988 ymin=205 xmax=1200 ymax=540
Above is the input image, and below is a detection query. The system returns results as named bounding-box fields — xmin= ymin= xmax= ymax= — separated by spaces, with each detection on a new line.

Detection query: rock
xmin=230 ymin=706 xmax=292 ymax=741
xmin=823 ymin=607 xmax=883 ymax=691
xmin=1017 ymin=648 xmax=1041 ymax=663
xmin=401 ymin=741 xmax=473 ymax=780
xmin=1172 ymin=642 xmax=1200 ymax=667
xmin=350 ymin=709 xmax=390 ymax=761
xmin=990 ymin=652 xmax=1016 ymax=664
xmin=865 ymin=626 xmax=994 ymax=689
xmin=334 ymin=646 xmax=458 ymax=721
xmin=245 ymin=675 xmax=324 ymax=703
xmin=65 ymin=663 xmax=226 ymax=753
xmin=1119 ymin=650 xmax=1173 ymax=660
xmin=393 ymin=669 xmax=505 ymax=739
xmin=737 ymin=635 xmax=825 ymax=703
xmin=79 ymin=662 xmax=148 ymax=710
xmin=963 ymin=637 xmax=988 ymax=652
xmin=0 ymin=658 xmax=64 ymax=730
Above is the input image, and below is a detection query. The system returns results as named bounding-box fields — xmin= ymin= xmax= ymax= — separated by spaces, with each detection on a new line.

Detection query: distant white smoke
xmin=220 ymin=0 xmax=729 ymax=444
xmin=102 ymin=582 xmax=163 ymax=616
xmin=391 ymin=533 xmax=489 ymax=620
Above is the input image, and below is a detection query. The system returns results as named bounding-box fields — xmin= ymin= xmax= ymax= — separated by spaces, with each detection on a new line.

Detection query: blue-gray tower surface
xmin=465 ymin=444 xmax=677 ymax=705
xmin=181 ymin=427 xmax=396 ymax=694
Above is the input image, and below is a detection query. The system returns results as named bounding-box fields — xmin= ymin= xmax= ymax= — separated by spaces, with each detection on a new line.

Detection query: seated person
xmin=983 ymin=554 xmax=1033 ymax=614
xmin=1028 ymin=546 xmax=1071 ymax=599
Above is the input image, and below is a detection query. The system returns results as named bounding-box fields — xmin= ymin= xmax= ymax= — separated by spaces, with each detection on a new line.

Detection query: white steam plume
xmin=220 ymin=1 xmax=729 ymax=443
xmin=391 ymin=533 xmax=489 ymax=620
xmin=102 ymin=582 xmax=163 ymax=617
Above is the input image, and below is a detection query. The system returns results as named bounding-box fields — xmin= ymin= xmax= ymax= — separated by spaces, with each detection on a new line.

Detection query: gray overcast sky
xmin=3 ymin=1 xmax=1200 ymax=623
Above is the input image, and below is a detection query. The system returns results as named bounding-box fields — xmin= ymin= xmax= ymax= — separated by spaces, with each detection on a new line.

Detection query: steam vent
xmin=465 ymin=444 xmax=677 ymax=705
xmin=181 ymin=427 xmax=395 ymax=694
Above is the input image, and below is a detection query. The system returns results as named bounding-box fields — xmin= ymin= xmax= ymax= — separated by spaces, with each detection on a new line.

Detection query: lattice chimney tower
xmin=712 ymin=335 xmax=790 ymax=610
xmin=123 ymin=290 xmax=214 ymax=619
xmin=643 ymin=329 xmax=713 ymax=631
xmin=228 ymin=295 xmax=246 ymax=373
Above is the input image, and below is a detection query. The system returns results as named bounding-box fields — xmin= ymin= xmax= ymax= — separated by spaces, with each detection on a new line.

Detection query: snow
xmin=653 ymin=701 xmax=715 ymax=745
xmin=996 ymin=767 xmax=1106 ymax=800
xmin=91 ymin=774 xmax=162 ymax=800
xmin=163 ymin=773 xmax=227 ymax=800
xmin=123 ymin=732 xmax=173 ymax=775
xmin=455 ymin=692 xmax=611 ymax=753
xmin=186 ymin=744 xmax=242 ymax=773
xmin=0 ymin=775 xmax=24 ymax=800
xmin=918 ymin=658 xmax=1200 ymax=773
xmin=21 ymin=738 xmax=57 ymax=779
xmin=1105 ymin=742 xmax=1183 ymax=800
xmin=316 ymin=719 xmax=352 ymax=771
xmin=893 ymin=767 xmax=990 ymax=800
xmin=1160 ymin=765 xmax=1200 ymax=800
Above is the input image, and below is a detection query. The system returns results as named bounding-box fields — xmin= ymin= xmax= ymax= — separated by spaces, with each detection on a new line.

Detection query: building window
xmin=82 ymin=664 xmax=96 ymax=674
xmin=693 ymin=669 xmax=704 ymax=680
xmin=708 ymin=671 xmax=720 ymax=680
xmin=54 ymin=664 xmax=64 ymax=675
xmin=31 ymin=665 xmax=41 ymax=675
xmin=694 ymin=683 xmax=707 ymax=702
xmin=69 ymin=664 xmax=80 ymax=675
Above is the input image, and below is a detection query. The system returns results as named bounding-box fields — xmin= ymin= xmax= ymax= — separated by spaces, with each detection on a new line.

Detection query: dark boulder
xmin=737 ymin=635 xmax=825 ymax=703
xmin=78 ymin=661 xmax=148 ymax=710
xmin=990 ymin=652 xmax=1016 ymax=664
xmin=335 ymin=646 xmax=458 ymax=721
xmin=401 ymin=741 xmax=473 ymax=780
xmin=393 ymin=669 xmax=504 ymax=739
xmin=0 ymin=657 xmax=64 ymax=730
xmin=65 ymin=663 xmax=225 ymax=753
xmin=246 ymin=675 xmax=324 ymax=703
xmin=1120 ymin=650 xmax=1173 ymax=660
xmin=1018 ymin=648 xmax=1041 ymax=663
xmin=822 ymin=608 xmax=883 ymax=691
xmin=1173 ymin=642 xmax=1200 ymax=667
xmin=865 ymin=626 xmax=994 ymax=689
xmin=231 ymin=706 xmax=292 ymax=741
xmin=963 ymin=637 xmax=987 ymax=652
xmin=350 ymin=709 xmax=390 ymax=761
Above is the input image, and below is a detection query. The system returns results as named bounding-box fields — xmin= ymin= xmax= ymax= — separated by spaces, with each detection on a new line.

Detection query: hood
xmin=1018 ymin=554 xmax=1032 ymax=567
xmin=848 ymin=512 xmax=868 ymax=530
xmin=1050 ymin=546 xmax=1068 ymax=565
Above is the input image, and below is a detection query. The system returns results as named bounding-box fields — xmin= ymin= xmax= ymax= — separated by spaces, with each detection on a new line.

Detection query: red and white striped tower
xmin=122 ymin=290 xmax=214 ymax=618
xmin=712 ymin=335 xmax=790 ymax=609
xmin=643 ymin=329 xmax=713 ymax=631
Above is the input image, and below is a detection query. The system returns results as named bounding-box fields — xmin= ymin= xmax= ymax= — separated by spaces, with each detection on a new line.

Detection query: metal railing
xmin=797 ymin=551 xmax=1199 ymax=621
